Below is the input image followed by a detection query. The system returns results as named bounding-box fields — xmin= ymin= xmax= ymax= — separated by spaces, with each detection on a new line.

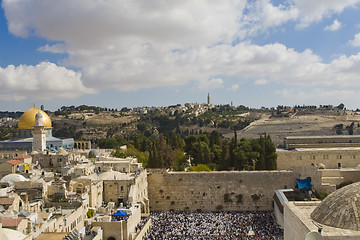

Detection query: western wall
xmin=148 ymin=169 xmax=302 ymax=212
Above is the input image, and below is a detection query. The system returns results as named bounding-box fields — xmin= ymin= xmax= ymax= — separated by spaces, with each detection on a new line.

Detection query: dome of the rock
xmin=18 ymin=107 xmax=52 ymax=130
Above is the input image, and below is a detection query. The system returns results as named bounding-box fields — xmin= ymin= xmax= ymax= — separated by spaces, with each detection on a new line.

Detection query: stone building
xmin=0 ymin=160 xmax=24 ymax=178
xmin=92 ymin=204 xmax=142 ymax=240
xmin=277 ymin=147 xmax=360 ymax=169
xmin=70 ymin=176 xmax=103 ymax=209
xmin=14 ymin=178 xmax=47 ymax=202
xmin=95 ymin=156 xmax=143 ymax=174
xmin=31 ymin=149 xmax=71 ymax=172
xmin=0 ymin=150 xmax=27 ymax=161
xmin=75 ymin=168 xmax=149 ymax=214
xmin=284 ymin=135 xmax=360 ymax=149
xmin=277 ymin=135 xmax=360 ymax=170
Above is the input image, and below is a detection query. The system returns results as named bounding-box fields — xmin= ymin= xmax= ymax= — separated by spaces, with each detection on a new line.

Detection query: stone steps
xmin=322 ymin=176 xmax=344 ymax=185
xmin=320 ymin=169 xmax=342 ymax=177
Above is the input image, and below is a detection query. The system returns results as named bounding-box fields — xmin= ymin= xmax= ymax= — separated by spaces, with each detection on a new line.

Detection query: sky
xmin=1 ymin=0 xmax=360 ymax=111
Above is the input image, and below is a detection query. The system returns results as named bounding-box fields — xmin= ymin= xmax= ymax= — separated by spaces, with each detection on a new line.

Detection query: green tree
xmin=167 ymin=132 xmax=184 ymax=150
xmin=172 ymin=149 xmax=189 ymax=171
xmin=211 ymin=144 xmax=222 ymax=168
xmin=228 ymin=131 xmax=237 ymax=168
xmin=264 ymin=135 xmax=277 ymax=170
xmin=337 ymin=103 xmax=345 ymax=110
xmin=219 ymin=140 xmax=230 ymax=170
xmin=189 ymin=164 xmax=211 ymax=171
xmin=253 ymin=135 xmax=277 ymax=170
xmin=98 ymin=138 xmax=119 ymax=149
xmin=209 ymin=130 xmax=222 ymax=148
xmin=147 ymin=142 xmax=161 ymax=168
xmin=189 ymin=140 xmax=211 ymax=165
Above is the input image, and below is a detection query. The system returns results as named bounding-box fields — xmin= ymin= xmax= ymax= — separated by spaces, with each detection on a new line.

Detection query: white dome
xmin=311 ymin=181 xmax=360 ymax=230
xmin=2 ymin=228 xmax=27 ymax=240
xmin=58 ymin=149 xmax=68 ymax=155
xmin=1 ymin=174 xmax=28 ymax=185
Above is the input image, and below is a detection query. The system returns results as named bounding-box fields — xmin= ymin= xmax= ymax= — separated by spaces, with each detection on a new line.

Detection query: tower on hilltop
xmin=207 ymin=93 xmax=210 ymax=105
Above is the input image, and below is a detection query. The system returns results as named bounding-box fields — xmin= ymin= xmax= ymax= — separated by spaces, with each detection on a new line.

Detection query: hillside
xmin=3 ymin=105 xmax=360 ymax=148
xmin=224 ymin=110 xmax=360 ymax=147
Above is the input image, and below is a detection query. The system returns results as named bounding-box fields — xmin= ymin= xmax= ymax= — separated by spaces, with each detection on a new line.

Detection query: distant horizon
xmin=0 ymin=100 xmax=351 ymax=113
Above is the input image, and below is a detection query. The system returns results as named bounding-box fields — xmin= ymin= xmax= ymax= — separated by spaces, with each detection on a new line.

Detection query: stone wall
xmin=92 ymin=221 xmax=127 ymax=240
xmin=340 ymin=169 xmax=360 ymax=183
xmin=283 ymin=202 xmax=315 ymax=240
xmin=147 ymin=170 xmax=298 ymax=211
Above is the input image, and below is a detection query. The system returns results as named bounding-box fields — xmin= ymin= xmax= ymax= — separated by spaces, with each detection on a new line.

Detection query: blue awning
xmin=296 ymin=178 xmax=312 ymax=190
xmin=113 ymin=210 xmax=127 ymax=216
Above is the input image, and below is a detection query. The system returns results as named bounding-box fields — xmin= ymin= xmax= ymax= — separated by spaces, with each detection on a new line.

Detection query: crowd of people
xmin=143 ymin=211 xmax=283 ymax=240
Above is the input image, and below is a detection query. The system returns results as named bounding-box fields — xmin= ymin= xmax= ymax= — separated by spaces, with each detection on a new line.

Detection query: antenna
xmin=304 ymin=231 xmax=323 ymax=240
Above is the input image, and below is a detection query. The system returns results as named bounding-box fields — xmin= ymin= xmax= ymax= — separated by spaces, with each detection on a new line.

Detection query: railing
xmin=134 ymin=218 xmax=151 ymax=240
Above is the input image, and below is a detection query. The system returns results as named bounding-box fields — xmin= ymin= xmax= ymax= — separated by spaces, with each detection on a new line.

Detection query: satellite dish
xmin=305 ymin=231 xmax=323 ymax=240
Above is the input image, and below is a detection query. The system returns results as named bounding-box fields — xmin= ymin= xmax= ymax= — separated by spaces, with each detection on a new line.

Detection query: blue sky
xmin=1 ymin=0 xmax=360 ymax=111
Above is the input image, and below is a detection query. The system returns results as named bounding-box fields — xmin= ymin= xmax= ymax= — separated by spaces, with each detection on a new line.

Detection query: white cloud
xmin=243 ymin=0 xmax=298 ymax=32
xmin=2 ymin=0 xmax=245 ymax=47
xmin=243 ymin=0 xmax=359 ymax=32
xmin=0 ymin=62 xmax=93 ymax=101
xmin=277 ymin=88 xmax=356 ymax=103
xmin=228 ymin=84 xmax=239 ymax=92
xmin=2 ymin=0 xmax=360 ymax=102
xmin=324 ymin=19 xmax=342 ymax=31
xmin=197 ymin=78 xmax=224 ymax=91
xmin=255 ymin=79 xmax=268 ymax=85
xmin=38 ymin=44 xmax=66 ymax=54
xmin=293 ymin=0 xmax=360 ymax=29
xmin=349 ymin=33 xmax=360 ymax=46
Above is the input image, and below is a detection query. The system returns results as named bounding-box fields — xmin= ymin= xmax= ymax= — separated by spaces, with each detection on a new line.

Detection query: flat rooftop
xmin=286 ymin=201 xmax=360 ymax=237
xmin=277 ymin=147 xmax=360 ymax=152
xmin=35 ymin=232 xmax=69 ymax=240
xmin=285 ymin=135 xmax=360 ymax=140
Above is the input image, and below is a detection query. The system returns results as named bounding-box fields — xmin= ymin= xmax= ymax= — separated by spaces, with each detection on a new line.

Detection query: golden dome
xmin=18 ymin=107 xmax=52 ymax=130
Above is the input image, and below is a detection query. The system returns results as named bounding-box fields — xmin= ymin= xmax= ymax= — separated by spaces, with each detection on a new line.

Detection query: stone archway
xmin=107 ymin=237 xmax=116 ymax=240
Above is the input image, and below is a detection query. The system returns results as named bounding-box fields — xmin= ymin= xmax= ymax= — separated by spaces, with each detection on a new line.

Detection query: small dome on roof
xmin=311 ymin=181 xmax=360 ymax=230
xmin=318 ymin=163 xmax=325 ymax=169
xmin=1 ymin=174 xmax=27 ymax=185
xmin=58 ymin=149 xmax=68 ymax=155
xmin=88 ymin=150 xmax=99 ymax=157
xmin=31 ymin=151 xmax=39 ymax=155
